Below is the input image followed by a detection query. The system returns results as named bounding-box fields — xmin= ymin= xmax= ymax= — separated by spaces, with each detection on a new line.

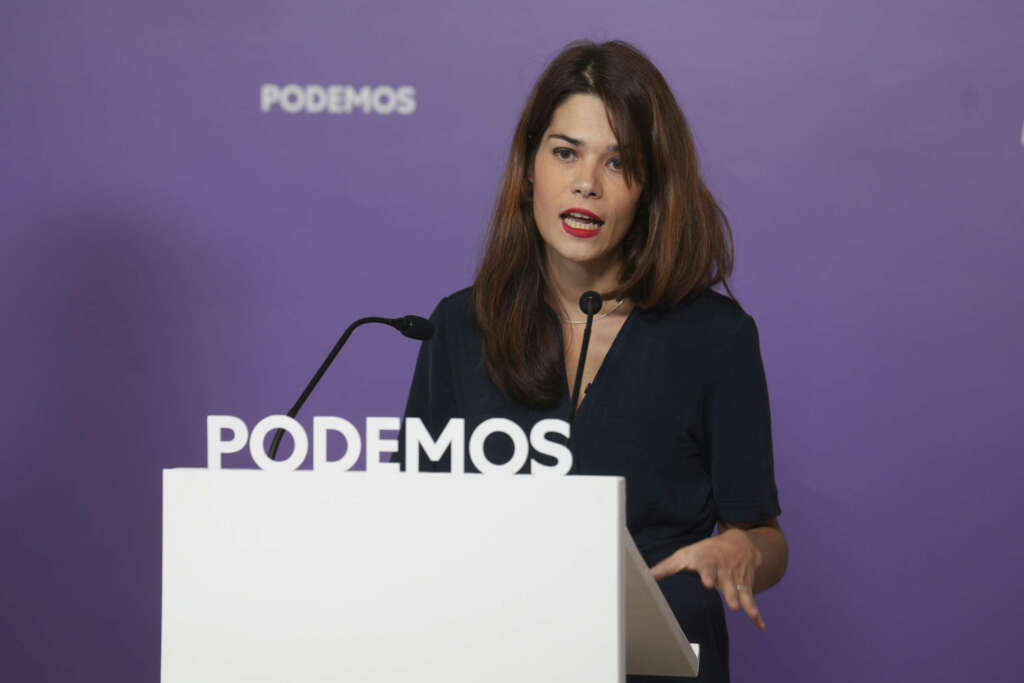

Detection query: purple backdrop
xmin=3 ymin=1 xmax=1022 ymax=681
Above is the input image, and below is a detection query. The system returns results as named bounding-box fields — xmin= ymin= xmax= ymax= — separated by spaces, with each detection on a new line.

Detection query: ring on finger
xmin=735 ymin=584 xmax=746 ymax=591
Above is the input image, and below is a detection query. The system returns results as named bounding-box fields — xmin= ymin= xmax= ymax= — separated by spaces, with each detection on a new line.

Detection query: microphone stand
xmin=568 ymin=291 xmax=602 ymax=455
xmin=268 ymin=315 xmax=432 ymax=460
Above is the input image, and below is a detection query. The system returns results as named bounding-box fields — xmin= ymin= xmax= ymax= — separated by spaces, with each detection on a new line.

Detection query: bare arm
xmin=718 ymin=519 xmax=788 ymax=594
xmin=651 ymin=518 xmax=788 ymax=630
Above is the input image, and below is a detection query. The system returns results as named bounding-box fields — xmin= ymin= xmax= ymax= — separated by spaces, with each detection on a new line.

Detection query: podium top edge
xmin=162 ymin=468 xmax=625 ymax=487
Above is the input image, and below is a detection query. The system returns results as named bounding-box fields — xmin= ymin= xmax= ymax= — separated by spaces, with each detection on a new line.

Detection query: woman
xmin=403 ymin=40 xmax=787 ymax=682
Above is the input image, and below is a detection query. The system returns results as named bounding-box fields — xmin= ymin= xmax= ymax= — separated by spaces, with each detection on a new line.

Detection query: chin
xmin=547 ymin=244 xmax=614 ymax=269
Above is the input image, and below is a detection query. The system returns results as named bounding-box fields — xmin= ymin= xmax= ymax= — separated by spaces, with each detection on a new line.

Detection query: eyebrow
xmin=547 ymin=133 xmax=619 ymax=153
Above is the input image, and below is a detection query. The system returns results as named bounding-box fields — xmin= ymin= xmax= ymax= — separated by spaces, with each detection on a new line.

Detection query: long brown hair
xmin=473 ymin=40 xmax=734 ymax=408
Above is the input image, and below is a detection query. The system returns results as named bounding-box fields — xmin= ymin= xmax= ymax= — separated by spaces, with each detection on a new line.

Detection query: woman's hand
xmin=649 ymin=528 xmax=767 ymax=630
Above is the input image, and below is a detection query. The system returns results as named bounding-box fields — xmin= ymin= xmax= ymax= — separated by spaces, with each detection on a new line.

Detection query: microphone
xmin=568 ymin=291 xmax=602 ymax=426
xmin=268 ymin=314 xmax=435 ymax=460
xmin=389 ymin=315 xmax=434 ymax=341
xmin=578 ymin=291 xmax=602 ymax=317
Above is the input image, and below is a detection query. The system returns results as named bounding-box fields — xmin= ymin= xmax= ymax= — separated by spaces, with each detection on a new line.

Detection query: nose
xmin=572 ymin=160 xmax=602 ymax=198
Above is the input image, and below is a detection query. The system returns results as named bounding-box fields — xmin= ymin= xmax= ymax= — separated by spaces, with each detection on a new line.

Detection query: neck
xmin=544 ymin=250 xmax=624 ymax=319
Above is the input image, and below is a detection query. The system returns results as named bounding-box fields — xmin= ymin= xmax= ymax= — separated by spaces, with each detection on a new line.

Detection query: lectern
xmin=162 ymin=469 xmax=699 ymax=681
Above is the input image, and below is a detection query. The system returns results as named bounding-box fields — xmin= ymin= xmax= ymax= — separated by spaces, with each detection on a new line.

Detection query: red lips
xmin=562 ymin=207 xmax=604 ymax=223
xmin=560 ymin=207 xmax=604 ymax=238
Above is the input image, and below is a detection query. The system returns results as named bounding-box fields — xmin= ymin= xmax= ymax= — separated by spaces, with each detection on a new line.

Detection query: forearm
xmin=745 ymin=525 xmax=788 ymax=593
xmin=718 ymin=520 xmax=788 ymax=593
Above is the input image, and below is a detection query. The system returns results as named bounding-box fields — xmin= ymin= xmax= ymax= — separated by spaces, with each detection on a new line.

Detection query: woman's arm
xmin=659 ymin=311 xmax=786 ymax=630
xmin=719 ymin=519 xmax=788 ymax=594
xmin=650 ymin=519 xmax=788 ymax=631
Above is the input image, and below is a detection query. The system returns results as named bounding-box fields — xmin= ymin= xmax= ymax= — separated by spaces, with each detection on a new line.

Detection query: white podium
xmin=162 ymin=469 xmax=699 ymax=681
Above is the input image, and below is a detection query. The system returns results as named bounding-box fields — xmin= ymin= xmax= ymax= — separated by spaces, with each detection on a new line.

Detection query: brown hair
xmin=472 ymin=40 xmax=734 ymax=408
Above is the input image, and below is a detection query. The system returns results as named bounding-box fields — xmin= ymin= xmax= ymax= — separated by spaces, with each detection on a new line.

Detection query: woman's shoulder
xmin=433 ymin=286 xmax=472 ymax=314
xmin=428 ymin=286 xmax=475 ymax=334
xmin=436 ymin=286 xmax=473 ymax=309
xmin=643 ymin=287 xmax=755 ymax=339
xmin=637 ymin=289 xmax=765 ymax=376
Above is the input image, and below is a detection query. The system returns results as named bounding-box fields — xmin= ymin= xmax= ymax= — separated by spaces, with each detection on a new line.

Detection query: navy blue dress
xmin=401 ymin=287 xmax=781 ymax=682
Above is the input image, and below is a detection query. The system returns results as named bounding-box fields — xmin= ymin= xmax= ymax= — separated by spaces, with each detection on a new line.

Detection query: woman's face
xmin=530 ymin=93 xmax=643 ymax=277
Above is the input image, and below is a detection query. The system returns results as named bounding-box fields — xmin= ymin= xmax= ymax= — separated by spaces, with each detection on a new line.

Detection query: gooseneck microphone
xmin=568 ymin=291 xmax=602 ymax=426
xmin=268 ymin=314 xmax=434 ymax=460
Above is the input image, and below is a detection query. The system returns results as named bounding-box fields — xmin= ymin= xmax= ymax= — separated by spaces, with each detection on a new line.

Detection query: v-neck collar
xmin=561 ymin=304 xmax=639 ymax=418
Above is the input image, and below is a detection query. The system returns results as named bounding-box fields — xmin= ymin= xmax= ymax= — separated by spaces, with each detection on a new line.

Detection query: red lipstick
xmin=560 ymin=207 xmax=604 ymax=239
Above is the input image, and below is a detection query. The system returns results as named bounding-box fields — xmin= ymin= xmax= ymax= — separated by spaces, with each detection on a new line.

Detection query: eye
xmin=553 ymin=147 xmax=576 ymax=161
xmin=607 ymin=157 xmax=623 ymax=172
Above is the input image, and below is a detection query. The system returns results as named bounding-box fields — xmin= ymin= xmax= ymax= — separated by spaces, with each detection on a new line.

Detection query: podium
xmin=162 ymin=469 xmax=699 ymax=681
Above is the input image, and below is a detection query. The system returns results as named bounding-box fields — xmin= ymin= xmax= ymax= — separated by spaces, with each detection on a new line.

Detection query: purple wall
xmin=3 ymin=2 xmax=1022 ymax=680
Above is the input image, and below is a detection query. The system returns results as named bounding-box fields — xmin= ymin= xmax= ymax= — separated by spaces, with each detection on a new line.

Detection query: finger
xmin=718 ymin=573 xmax=741 ymax=611
xmin=698 ymin=564 xmax=718 ymax=591
xmin=649 ymin=559 xmax=673 ymax=581
xmin=650 ymin=553 xmax=685 ymax=581
xmin=650 ymin=548 xmax=696 ymax=581
xmin=739 ymin=567 xmax=766 ymax=630
xmin=742 ymin=567 xmax=756 ymax=598
xmin=737 ymin=586 xmax=766 ymax=630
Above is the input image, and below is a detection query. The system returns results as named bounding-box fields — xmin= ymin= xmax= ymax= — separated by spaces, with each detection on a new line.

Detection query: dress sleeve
xmin=396 ymin=297 xmax=459 ymax=472
xmin=704 ymin=314 xmax=781 ymax=522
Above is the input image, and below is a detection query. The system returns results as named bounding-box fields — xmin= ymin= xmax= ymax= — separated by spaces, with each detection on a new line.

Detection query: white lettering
xmin=280 ymin=84 xmax=304 ymax=114
xmin=260 ymin=84 xmax=417 ymax=115
xmin=312 ymin=416 xmax=361 ymax=471
xmin=395 ymin=86 xmax=416 ymax=115
xmin=260 ymin=84 xmax=281 ymax=112
xmin=206 ymin=415 xmax=248 ymax=469
xmin=304 ymin=84 xmax=327 ymax=113
xmin=529 ymin=419 xmax=572 ymax=476
xmin=204 ymin=416 xmax=572 ymax=473
xmin=347 ymin=86 xmax=372 ymax=114
xmin=250 ymin=415 xmax=308 ymax=471
xmin=404 ymin=418 xmax=465 ymax=473
xmin=469 ymin=418 xmax=529 ymax=475
xmin=371 ymin=86 xmax=397 ymax=114
xmin=366 ymin=417 xmax=401 ymax=473
xmin=327 ymin=85 xmax=346 ymax=114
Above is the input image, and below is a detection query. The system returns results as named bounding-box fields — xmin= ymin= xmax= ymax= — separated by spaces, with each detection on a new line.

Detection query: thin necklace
xmin=560 ymin=298 xmax=626 ymax=324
